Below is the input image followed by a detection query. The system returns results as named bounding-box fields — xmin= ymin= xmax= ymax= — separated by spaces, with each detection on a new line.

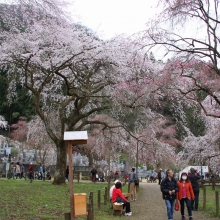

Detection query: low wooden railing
xmin=199 ymin=180 xmax=220 ymax=217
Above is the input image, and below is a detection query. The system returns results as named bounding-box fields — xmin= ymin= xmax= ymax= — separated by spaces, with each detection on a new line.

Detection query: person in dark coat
xmin=28 ymin=162 xmax=34 ymax=183
xmin=188 ymin=168 xmax=201 ymax=211
xmin=90 ymin=166 xmax=97 ymax=183
xmin=161 ymin=169 xmax=179 ymax=220
xmin=65 ymin=166 xmax=69 ymax=182
xmin=158 ymin=168 xmax=162 ymax=185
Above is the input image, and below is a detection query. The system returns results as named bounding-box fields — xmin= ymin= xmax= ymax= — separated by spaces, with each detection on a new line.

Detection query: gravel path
xmin=126 ymin=182 xmax=220 ymax=220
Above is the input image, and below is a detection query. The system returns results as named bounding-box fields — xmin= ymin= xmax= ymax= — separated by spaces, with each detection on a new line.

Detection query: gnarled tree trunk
xmin=53 ymin=140 xmax=67 ymax=184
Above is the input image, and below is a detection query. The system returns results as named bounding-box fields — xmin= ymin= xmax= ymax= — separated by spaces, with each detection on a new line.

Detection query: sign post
xmin=6 ymin=162 xmax=10 ymax=179
xmin=64 ymin=131 xmax=88 ymax=220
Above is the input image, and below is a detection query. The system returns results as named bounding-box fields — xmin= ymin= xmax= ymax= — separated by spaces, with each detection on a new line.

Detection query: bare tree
xmin=139 ymin=0 xmax=220 ymax=118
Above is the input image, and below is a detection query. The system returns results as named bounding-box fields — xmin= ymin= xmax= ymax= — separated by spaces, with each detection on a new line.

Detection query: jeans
xmin=180 ymin=198 xmax=192 ymax=217
xmin=116 ymin=196 xmax=131 ymax=213
xmin=20 ymin=172 xmax=26 ymax=179
xmin=191 ymin=190 xmax=199 ymax=210
xmin=8 ymin=173 xmax=15 ymax=179
xmin=29 ymin=172 xmax=33 ymax=183
xmin=165 ymin=199 xmax=175 ymax=220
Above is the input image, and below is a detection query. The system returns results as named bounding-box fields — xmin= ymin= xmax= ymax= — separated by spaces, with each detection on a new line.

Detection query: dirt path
xmin=126 ymin=182 xmax=220 ymax=220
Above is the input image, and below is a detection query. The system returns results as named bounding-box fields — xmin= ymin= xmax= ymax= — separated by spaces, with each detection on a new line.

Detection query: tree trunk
xmin=53 ymin=140 xmax=67 ymax=184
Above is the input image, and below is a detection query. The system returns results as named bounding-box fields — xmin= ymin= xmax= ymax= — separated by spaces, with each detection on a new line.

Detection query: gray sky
xmin=69 ymin=0 xmax=160 ymax=39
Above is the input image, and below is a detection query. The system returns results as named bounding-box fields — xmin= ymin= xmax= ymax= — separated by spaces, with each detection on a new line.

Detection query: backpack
xmin=134 ymin=178 xmax=139 ymax=186
xmin=134 ymin=174 xmax=139 ymax=186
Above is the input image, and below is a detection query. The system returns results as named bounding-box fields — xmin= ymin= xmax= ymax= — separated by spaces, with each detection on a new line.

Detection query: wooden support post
xmin=98 ymin=190 xmax=101 ymax=208
xmin=212 ymin=180 xmax=215 ymax=190
xmin=107 ymin=184 xmax=110 ymax=201
xmin=89 ymin=192 xmax=94 ymax=220
xmin=104 ymin=187 xmax=107 ymax=205
xmin=64 ymin=212 xmax=71 ymax=220
xmin=68 ymin=142 xmax=74 ymax=220
xmin=78 ymin=171 xmax=80 ymax=183
xmin=216 ymin=191 xmax=219 ymax=217
xmin=64 ymin=131 xmax=88 ymax=220
xmin=203 ymin=187 xmax=206 ymax=210
xmin=200 ymin=180 xmax=204 ymax=188
xmin=107 ymin=175 xmax=110 ymax=202
xmin=87 ymin=203 xmax=92 ymax=220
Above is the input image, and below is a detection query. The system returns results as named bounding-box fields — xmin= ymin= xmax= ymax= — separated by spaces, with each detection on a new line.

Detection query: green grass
xmin=0 ymin=179 xmax=129 ymax=220
xmin=200 ymin=185 xmax=220 ymax=218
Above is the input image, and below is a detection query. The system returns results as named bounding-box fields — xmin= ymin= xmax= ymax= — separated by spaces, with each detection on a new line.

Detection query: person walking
xmin=28 ymin=162 xmax=34 ymax=183
xmin=158 ymin=168 xmax=162 ymax=185
xmin=129 ymin=168 xmax=137 ymax=201
xmin=114 ymin=170 xmax=119 ymax=181
xmin=90 ymin=166 xmax=97 ymax=183
xmin=42 ymin=164 xmax=46 ymax=181
xmin=15 ymin=162 xmax=21 ymax=179
xmin=161 ymin=169 xmax=178 ymax=220
xmin=112 ymin=181 xmax=132 ymax=216
xmin=20 ymin=164 xmax=26 ymax=180
xmin=46 ymin=168 xmax=51 ymax=180
xmin=176 ymin=172 xmax=195 ymax=220
xmin=8 ymin=162 xmax=15 ymax=179
xmin=39 ymin=164 xmax=43 ymax=180
xmin=188 ymin=168 xmax=201 ymax=211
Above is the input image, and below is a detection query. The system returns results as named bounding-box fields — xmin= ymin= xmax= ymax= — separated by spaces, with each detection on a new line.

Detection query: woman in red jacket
xmin=176 ymin=172 xmax=195 ymax=220
xmin=112 ymin=182 xmax=132 ymax=216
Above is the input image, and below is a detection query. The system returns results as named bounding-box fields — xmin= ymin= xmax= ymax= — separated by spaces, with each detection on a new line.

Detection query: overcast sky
xmin=69 ymin=0 xmax=160 ymax=39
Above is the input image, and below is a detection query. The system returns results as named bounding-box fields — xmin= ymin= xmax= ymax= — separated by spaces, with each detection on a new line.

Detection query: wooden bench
xmin=123 ymin=193 xmax=131 ymax=200
xmin=113 ymin=203 xmax=124 ymax=216
xmin=111 ymin=193 xmax=131 ymax=215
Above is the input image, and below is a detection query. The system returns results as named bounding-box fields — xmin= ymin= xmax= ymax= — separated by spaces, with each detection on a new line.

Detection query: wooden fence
xmin=64 ymin=182 xmax=131 ymax=220
xmin=199 ymin=179 xmax=220 ymax=217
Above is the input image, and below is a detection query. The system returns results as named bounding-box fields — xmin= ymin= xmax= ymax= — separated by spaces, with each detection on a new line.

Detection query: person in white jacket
xmin=109 ymin=179 xmax=120 ymax=201
xmin=15 ymin=162 xmax=21 ymax=179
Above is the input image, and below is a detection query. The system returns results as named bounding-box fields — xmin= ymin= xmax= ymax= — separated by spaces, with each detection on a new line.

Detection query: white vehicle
xmin=178 ymin=166 xmax=209 ymax=179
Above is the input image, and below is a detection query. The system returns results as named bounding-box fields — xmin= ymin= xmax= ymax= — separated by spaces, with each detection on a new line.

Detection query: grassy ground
xmin=0 ymin=178 xmax=129 ymax=220
xmin=1 ymin=179 xmax=218 ymax=220
xmin=200 ymin=185 xmax=220 ymax=218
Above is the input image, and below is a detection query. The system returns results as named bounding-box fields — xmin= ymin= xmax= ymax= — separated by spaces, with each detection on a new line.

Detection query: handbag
xmin=174 ymin=199 xmax=179 ymax=211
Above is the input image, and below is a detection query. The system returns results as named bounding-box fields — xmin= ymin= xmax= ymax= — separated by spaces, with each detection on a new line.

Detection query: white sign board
xmin=6 ymin=163 xmax=10 ymax=171
xmin=64 ymin=131 xmax=88 ymax=141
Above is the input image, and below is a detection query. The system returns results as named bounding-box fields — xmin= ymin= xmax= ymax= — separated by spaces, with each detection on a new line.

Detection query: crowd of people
xmin=7 ymin=162 xmax=51 ymax=183
xmin=105 ymin=166 xmax=202 ymax=219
